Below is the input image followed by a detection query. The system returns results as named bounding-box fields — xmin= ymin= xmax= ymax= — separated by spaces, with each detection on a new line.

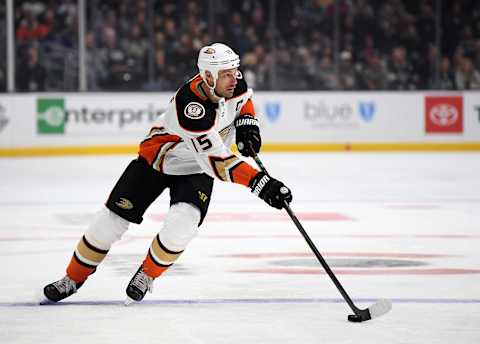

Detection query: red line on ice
xmin=220 ymin=252 xmax=452 ymax=259
xmin=149 ymin=212 xmax=354 ymax=222
xmin=234 ymin=268 xmax=480 ymax=275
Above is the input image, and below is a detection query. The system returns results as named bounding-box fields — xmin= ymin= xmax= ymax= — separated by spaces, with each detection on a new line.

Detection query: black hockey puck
xmin=348 ymin=314 xmax=363 ymax=322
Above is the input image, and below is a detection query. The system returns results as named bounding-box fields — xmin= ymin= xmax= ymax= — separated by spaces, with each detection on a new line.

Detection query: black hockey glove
xmin=250 ymin=172 xmax=292 ymax=209
xmin=234 ymin=115 xmax=261 ymax=157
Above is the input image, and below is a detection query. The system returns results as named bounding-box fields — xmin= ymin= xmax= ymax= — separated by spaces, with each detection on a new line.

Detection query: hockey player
xmin=42 ymin=43 xmax=292 ymax=305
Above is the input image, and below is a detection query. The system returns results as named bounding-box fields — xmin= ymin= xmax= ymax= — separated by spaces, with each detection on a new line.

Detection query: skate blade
xmin=36 ymin=290 xmax=55 ymax=305
xmin=39 ymin=299 xmax=56 ymax=305
xmin=124 ymin=296 xmax=136 ymax=306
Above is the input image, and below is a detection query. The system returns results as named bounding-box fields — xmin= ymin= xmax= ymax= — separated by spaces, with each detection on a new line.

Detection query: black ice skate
xmin=125 ymin=266 xmax=154 ymax=305
xmin=42 ymin=276 xmax=84 ymax=303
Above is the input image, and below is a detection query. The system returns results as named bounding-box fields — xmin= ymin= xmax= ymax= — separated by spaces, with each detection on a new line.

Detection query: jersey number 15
xmin=191 ymin=134 xmax=213 ymax=152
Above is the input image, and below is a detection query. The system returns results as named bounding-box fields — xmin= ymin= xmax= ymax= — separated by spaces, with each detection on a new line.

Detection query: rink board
xmin=0 ymin=91 xmax=479 ymax=155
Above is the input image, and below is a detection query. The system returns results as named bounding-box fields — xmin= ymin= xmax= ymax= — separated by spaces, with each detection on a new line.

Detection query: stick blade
xmin=368 ymin=298 xmax=392 ymax=319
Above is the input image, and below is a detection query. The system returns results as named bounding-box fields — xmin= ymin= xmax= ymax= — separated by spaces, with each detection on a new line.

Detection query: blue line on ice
xmin=2 ymin=298 xmax=480 ymax=307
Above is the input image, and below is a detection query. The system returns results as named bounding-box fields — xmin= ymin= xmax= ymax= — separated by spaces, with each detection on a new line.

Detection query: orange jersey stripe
xmin=189 ymin=74 xmax=208 ymax=100
xmin=240 ymin=99 xmax=256 ymax=117
xmin=138 ymin=134 xmax=182 ymax=165
xmin=230 ymin=161 xmax=259 ymax=187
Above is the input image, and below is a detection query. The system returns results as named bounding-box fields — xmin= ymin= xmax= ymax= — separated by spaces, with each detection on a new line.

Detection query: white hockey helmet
xmin=197 ymin=43 xmax=240 ymax=89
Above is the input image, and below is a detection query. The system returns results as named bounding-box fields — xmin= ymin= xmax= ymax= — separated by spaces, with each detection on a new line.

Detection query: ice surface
xmin=1 ymin=153 xmax=479 ymax=343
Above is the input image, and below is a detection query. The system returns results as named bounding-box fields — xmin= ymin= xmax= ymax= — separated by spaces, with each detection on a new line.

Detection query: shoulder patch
xmin=176 ymin=83 xmax=217 ymax=133
xmin=184 ymin=102 xmax=205 ymax=120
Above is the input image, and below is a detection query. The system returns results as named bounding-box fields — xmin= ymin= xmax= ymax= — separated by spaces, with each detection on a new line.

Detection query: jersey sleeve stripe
xmin=208 ymin=155 xmax=239 ymax=181
xmin=208 ymin=155 xmax=259 ymax=186
xmin=138 ymin=134 xmax=182 ymax=165
xmin=228 ymin=161 xmax=259 ymax=186
xmin=240 ymin=99 xmax=256 ymax=117
xmin=154 ymin=141 xmax=180 ymax=173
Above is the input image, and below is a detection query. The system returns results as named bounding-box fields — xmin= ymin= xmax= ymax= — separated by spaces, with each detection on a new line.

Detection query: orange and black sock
xmin=66 ymin=235 xmax=109 ymax=283
xmin=142 ymin=234 xmax=183 ymax=278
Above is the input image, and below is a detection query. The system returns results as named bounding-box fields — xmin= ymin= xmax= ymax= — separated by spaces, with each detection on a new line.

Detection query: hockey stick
xmin=249 ymin=147 xmax=392 ymax=322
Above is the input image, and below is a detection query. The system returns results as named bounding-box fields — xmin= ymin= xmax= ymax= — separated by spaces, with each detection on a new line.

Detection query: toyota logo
xmin=429 ymin=104 xmax=458 ymax=127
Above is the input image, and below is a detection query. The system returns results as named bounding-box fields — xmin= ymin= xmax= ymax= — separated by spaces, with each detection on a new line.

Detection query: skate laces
xmin=132 ymin=269 xmax=154 ymax=293
xmin=53 ymin=276 xmax=77 ymax=294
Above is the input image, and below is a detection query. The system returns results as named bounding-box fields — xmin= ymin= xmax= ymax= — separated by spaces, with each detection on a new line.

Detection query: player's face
xmin=215 ymin=68 xmax=238 ymax=98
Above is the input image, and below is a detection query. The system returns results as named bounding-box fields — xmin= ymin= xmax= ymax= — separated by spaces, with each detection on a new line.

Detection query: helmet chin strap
xmin=203 ymin=74 xmax=224 ymax=102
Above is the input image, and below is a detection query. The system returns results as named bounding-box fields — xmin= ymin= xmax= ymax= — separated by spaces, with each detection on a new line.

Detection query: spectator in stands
xmin=416 ymin=44 xmax=439 ymax=89
xmin=386 ymin=46 xmax=417 ymax=89
xmin=16 ymin=45 xmax=46 ymax=91
xmin=227 ymin=12 xmax=247 ymax=54
xmin=85 ymin=31 xmax=105 ymax=91
xmin=357 ymin=52 xmax=388 ymax=90
xmin=455 ymin=56 xmax=480 ymax=90
xmin=398 ymin=16 xmax=421 ymax=60
xmin=433 ymin=57 xmax=456 ymax=90
xmin=185 ymin=14 xmax=207 ymax=51
xmin=9 ymin=0 xmax=480 ymax=92
xmin=317 ymin=53 xmax=338 ymax=90
xmin=241 ymin=52 xmax=258 ymax=89
xmin=16 ymin=18 xmax=50 ymax=42
xmin=170 ymin=33 xmax=198 ymax=84
xmin=250 ymin=44 xmax=270 ymax=90
xmin=97 ymin=27 xmax=131 ymax=90
xmin=153 ymin=49 xmax=176 ymax=90
xmin=299 ymin=47 xmax=319 ymax=90
xmin=459 ymin=27 xmax=477 ymax=58
xmin=338 ymin=50 xmax=357 ymax=90
xmin=121 ymin=23 xmax=148 ymax=80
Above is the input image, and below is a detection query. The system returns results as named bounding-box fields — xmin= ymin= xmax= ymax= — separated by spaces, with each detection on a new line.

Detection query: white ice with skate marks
xmin=0 ymin=153 xmax=479 ymax=343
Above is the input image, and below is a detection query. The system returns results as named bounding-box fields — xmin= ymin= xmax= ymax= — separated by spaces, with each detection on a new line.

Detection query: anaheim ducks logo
xmin=204 ymin=48 xmax=215 ymax=54
xmin=184 ymin=102 xmax=205 ymax=120
xmin=115 ymin=197 xmax=133 ymax=210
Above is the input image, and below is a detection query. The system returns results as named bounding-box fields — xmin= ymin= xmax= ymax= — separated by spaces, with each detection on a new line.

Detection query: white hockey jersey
xmin=138 ymin=73 xmax=259 ymax=187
